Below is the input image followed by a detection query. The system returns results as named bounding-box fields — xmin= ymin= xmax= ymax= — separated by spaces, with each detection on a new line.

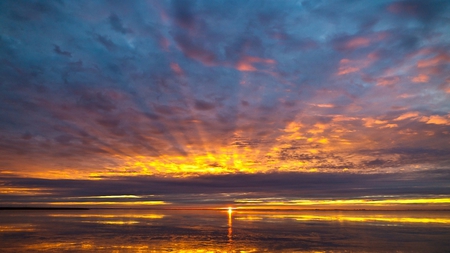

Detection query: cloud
xmin=174 ymin=34 xmax=217 ymax=66
xmin=170 ymin=0 xmax=197 ymax=30
xmin=53 ymin=45 xmax=72 ymax=57
xmin=394 ymin=112 xmax=420 ymax=121
xmin=417 ymin=52 xmax=450 ymax=68
xmin=421 ymin=115 xmax=450 ymax=125
xmin=95 ymin=34 xmax=117 ymax=52
xmin=387 ymin=0 xmax=450 ymax=22
xmin=236 ymin=56 xmax=276 ymax=72
xmin=376 ymin=76 xmax=400 ymax=86
xmin=336 ymin=55 xmax=376 ymax=75
xmin=194 ymin=100 xmax=216 ymax=111
xmin=109 ymin=14 xmax=132 ymax=34
xmin=332 ymin=32 xmax=388 ymax=51
xmin=76 ymin=90 xmax=118 ymax=112
xmin=412 ymin=74 xmax=429 ymax=83
xmin=1 ymin=170 xmax=450 ymax=206
xmin=0 ymin=0 xmax=449 ymax=199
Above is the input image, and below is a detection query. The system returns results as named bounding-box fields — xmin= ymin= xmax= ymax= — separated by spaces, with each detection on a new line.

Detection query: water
xmin=1 ymin=209 xmax=449 ymax=252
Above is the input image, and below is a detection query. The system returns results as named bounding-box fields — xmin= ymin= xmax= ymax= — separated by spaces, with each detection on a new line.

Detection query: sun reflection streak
xmin=227 ymin=207 xmax=233 ymax=243
xmin=228 ymin=207 xmax=233 ymax=243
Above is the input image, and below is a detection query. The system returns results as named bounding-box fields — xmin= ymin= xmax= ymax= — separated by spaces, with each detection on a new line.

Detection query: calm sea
xmin=1 ymin=209 xmax=449 ymax=252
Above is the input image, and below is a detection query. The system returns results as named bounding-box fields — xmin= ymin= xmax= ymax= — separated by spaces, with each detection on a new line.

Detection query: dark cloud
xmin=76 ymin=91 xmax=117 ymax=112
xmin=171 ymin=0 xmax=197 ymax=30
xmin=53 ymin=45 xmax=72 ymax=57
xmin=1 ymin=170 xmax=449 ymax=206
xmin=387 ymin=0 xmax=450 ymax=22
xmin=174 ymin=34 xmax=217 ymax=65
xmin=194 ymin=99 xmax=216 ymax=111
xmin=95 ymin=34 xmax=117 ymax=52
xmin=109 ymin=13 xmax=131 ymax=34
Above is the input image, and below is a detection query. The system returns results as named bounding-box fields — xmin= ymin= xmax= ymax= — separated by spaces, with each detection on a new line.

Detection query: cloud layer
xmin=0 ymin=0 xmax=449 ymax=206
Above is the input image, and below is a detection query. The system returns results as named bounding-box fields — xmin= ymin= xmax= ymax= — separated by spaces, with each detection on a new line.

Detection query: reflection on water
xmin=0 ymin=224 xmax=36 ymax=232
xmin=1 ymin=209 xmax=450 ymax=252
xmin=235 ymin=212 xmax=450 ymax=224
xmin=228 ymin=207 xmax=233 ymax=243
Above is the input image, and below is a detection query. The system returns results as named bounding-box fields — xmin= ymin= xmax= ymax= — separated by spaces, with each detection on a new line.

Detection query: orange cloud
xmin=380 ymin=124 xmax=398 ymax=128
xmin=335 ymin=32 xmax=388 ymax=51
xmin=394 ymin=112 xmax=420 ymax=121
xmin=412 ymin=74 xmax=429 ymax=83
xmin=337 ymin=55 xmax=375 ymax=75
xmin=363 ymin=118 xmax=389 ymax=128
xmin=332 ymin=115 xmax=358 ymax=122
xmin=376 ymin=76 xmax=400 ymax=86
xmin=236 ymin=62 xmax=257 ymax=71
xmin=417 ymin=53 xmax=450 ymax=68
xmin=337 ymin=66 xmax=360 ymax=75
xmin=313 ymin=103 xmax=335 ymax=108
xmin=422 ymin=115 xmax=450 ymax=125
xmin=337 ymin=59 xmax=359 ymax=75
xmin=236 ymin=56 xmax=275 ymax=72
xmin=345 ymin=37 xmax=371 ymax=49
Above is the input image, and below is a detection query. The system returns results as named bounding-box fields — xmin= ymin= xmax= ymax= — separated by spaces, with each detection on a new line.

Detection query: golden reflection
xmin=5 ymin=210 xmax=450 ymax=252
xmin=82 ymin=220 xmax=140 ymax=225
xmin=235 ymin=212 xmax=450 ymax=224
xmin=235 ymin=216 xmax=263 ymax=221
xmin=25 ymin=242 xmax=89 ymax=251
xmin=235 ymin=197 xmax=450 ymax=207
xmin=0 ymin=224 xmax=36 ymax=232
xmin=227 ymin=207 xmax=233 ymax=243
xmin=73 ymin=195 xmax=142 ymax=199
xmin=23 ymin=242 xmax=261 ymax=252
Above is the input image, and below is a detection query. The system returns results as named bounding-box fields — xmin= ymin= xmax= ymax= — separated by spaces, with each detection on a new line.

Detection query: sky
xmin=0 ymin=0 xmax=449 ymax=209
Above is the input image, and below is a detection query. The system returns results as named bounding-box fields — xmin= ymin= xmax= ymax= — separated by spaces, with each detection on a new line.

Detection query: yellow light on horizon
xmin=47 ymin=200 xmax=168 ymax=206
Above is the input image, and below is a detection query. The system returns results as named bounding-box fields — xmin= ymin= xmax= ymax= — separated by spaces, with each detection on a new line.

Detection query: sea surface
xmin=1 ymin=209 xmax=449 ymax=252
